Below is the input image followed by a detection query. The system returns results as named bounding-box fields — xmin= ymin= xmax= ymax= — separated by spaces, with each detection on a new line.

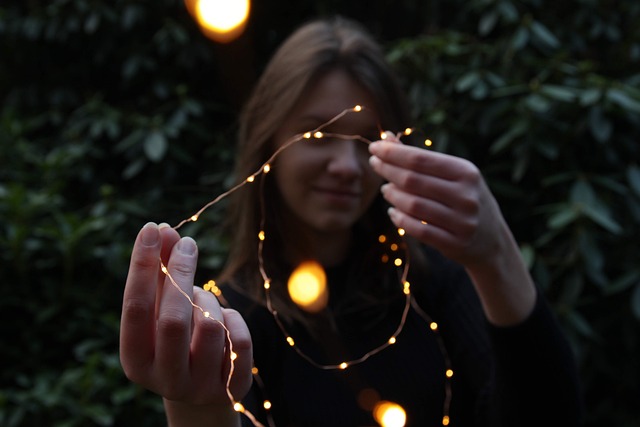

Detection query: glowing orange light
xmin=203 ymin=279 xmax=222 ymax=296
xmin=378 ymin=234 xmax=387 ymax=243
xmin=442 ymin=415 xmax=450 ymax=426
xmin=425 ymin=139 xmax=433 ymax=147
xmin=287 ymin=260 xmax=328 ymax=313
xmin=185 ymin=0 xmax=250 ymax=43
xmin=374 ymin=401 xmax=407 ymax=427
xmin=191 ymin=214 xmax=199 ymax=222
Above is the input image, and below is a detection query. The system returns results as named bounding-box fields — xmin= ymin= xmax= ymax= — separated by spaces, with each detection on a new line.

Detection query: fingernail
xmin=141 ymin=222 xmax=159 ymax=246
xmin=177 ymin=237 xmax=197 ymax=255
xmin=380 ymin=183 xmax=389 ymax=194
xmin=368 ymin=141 xmax=380 ymax=154
xmin=369 ymin=155 xmax=381 ymax=168
xmin=158 ymin=222 xmax=171 ymax=229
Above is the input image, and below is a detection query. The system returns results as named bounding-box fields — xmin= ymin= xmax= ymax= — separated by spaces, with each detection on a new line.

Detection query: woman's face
xmin=272 ymin=68 xmax=384 ymax=236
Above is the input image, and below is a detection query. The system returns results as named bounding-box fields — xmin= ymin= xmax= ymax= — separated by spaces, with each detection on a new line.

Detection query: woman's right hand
xmin=119 ymin=223 xmax=253 ymax=425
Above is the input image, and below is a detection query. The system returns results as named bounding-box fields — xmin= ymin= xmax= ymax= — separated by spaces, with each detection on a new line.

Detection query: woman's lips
xmin=313 ymin=187 xmax=360 ymax=205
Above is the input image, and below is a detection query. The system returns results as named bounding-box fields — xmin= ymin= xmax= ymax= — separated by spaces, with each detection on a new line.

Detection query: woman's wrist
xmin=464 ymin=226 xmax=537 ymax=327
xmin=164 ymin=398 xmax=242 ymax=427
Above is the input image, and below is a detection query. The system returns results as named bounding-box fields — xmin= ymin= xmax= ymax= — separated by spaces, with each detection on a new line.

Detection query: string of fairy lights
xmin=158 ymin=105 xmax=452 ymax=427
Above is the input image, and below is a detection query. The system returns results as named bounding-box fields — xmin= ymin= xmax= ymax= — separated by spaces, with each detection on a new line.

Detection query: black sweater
xmin=221 ymin=247 xmax=583 ymax=427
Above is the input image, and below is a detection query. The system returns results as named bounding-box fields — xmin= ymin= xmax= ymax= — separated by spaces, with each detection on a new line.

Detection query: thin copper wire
xmin=158 ymin=105 xmax=453 ymax=426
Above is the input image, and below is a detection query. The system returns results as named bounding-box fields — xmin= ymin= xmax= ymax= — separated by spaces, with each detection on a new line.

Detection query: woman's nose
xmin=326 ymin=140 xmax=364 ymax=178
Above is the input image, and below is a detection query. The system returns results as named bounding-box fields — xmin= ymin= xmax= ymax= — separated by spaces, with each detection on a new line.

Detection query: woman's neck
xmin=283 ymin=225 xmax=353 ymax=268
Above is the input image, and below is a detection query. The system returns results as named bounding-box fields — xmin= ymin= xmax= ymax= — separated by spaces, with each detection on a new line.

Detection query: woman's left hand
xmin=368 ymin=136 xmax=537 ymax=325
xmin=368 ymin=136 xmax=506 ymax=267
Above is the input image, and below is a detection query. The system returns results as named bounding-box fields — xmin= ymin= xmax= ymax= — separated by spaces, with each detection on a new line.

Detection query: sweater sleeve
xmin=487 ymin=291 xmax=584 ymax=426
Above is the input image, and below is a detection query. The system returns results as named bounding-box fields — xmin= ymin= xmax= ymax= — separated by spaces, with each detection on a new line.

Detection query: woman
xmin=120 ymin=17 xmax=583 ymax=426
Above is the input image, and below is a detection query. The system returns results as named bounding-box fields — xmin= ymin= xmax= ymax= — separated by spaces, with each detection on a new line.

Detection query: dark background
xmin=1 ymin=1 xmax=639 ymax=426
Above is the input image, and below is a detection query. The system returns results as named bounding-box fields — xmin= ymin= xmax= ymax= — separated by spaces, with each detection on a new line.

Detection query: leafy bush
xmin=1 ymin=1 xmax=638 ymax=426
xmin=387 ymin=1 xmax=640 ymax=425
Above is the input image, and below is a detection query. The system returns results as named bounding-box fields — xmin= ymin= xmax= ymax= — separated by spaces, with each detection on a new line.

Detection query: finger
xmin=159 ymin=223 xmax=181 ymax=266
xmin=120 ymin=222 xmax=162 ymax=380
xmin=189 ymin=287 xmax=228 ymax=399
xmin=380 ymin=183 xmax=459 ymax=234
xmin=222 ymin=308 xmax=253 ymax=400
xmin=156 ymin=224 xmax=181 ymax=314
xmin=387 ymin=207 xmax=459 ymax=256
xmin=369 ymin=140 xmax=464 ymax=180
xmin=155 ymin=236 xmax=199 ymax=386
xmin=372 ymin=156 xmax=460 ymax=204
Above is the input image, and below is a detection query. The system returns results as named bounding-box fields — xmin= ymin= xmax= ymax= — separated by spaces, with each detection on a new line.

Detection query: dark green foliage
xmin=386 ymin=1 xmax=640 ymax=425
xmin=1 ymin=1 xmax=638 ymax=426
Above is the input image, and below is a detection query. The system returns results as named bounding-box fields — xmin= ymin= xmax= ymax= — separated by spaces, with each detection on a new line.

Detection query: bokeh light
xmin=184 ymin=0 xmax=250 ymax=43
xmin=373 ymin=401 xmax=407 ymax=427
xmin=287 ymin=260 xmax=328 ymax=313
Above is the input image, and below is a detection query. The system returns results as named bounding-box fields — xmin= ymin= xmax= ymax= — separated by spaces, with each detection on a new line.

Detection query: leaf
xmin=607 ymin=88 xmax=640 ymax=113
xmin=632 ymin=283 xmax=640 ymax=321
xmin=122 ymin=158 xmax=145 ymax=180
xmin=519 ymin=243 xmax=535 ymax=269
xmin=511 ymin=26 xmax=529 ymax=51
xmin=540 ymin=84 xmax=576 ymax=102
xmin=547 ymin=206 xmax=579 ymax=230
xmin=455 ymin=71 xmax=480 ymax=92
xmin=627 ymin=164 xmax=640 ymax=197
xmin=471 ymin=80 xmax=489 ymax=99
xmin=490 ymin=120 xmax=528 ymax=153
xmin=564 ymin=310 xmax=594 ymax=338
xmin=578 ymin=232 xmax=607 ymax=287
xmin=498 ymin=2 xmax=519 ymax=23
xmin=606 ymin=270 xmax=640 ymax=295
xmin=581 ymin=203 xmax=623 ymax=234
xmin=588 ymin=106 xmax=612 ymax=143
xmin=479 ymin=12 xmax=498 ymax=36
xmin=143 ymin=131 xmax=167 ymax=162
xmin=579 ymin=88 xmax=601 ymax=106
xmin=570 ymin=180 xmax=597 ymax=206
xmin=530 ymin=21 xmax=560 ymax=49
xmin=525 ymin=93 xmax=551 ymax=113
